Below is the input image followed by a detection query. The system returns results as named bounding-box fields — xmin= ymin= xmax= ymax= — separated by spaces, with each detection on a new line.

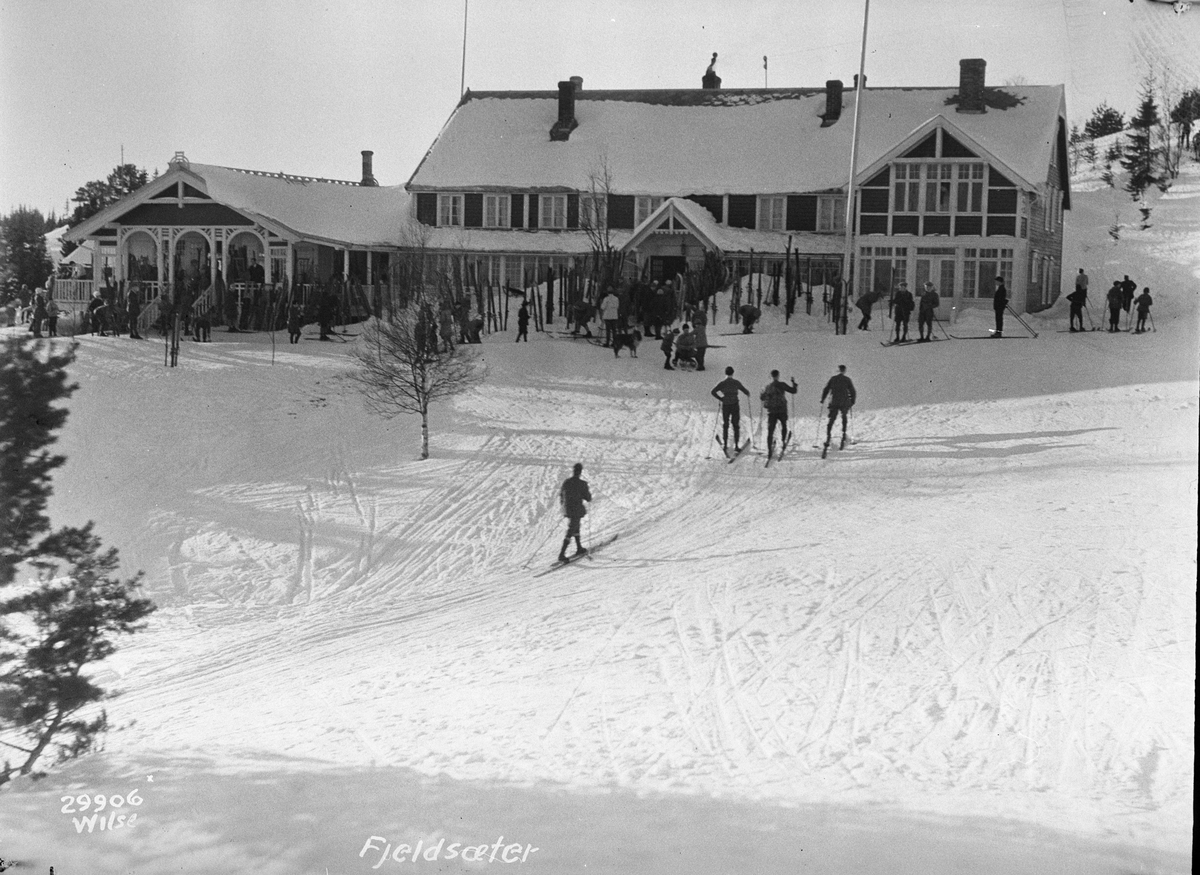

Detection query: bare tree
xmin=579 ymin=155 xmax=625 ymax=293
xmin=349 ymin=298 xmax=481 ymax=460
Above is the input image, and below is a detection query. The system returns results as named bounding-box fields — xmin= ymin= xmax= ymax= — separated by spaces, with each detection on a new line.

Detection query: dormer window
xmin=758 ymin=196 xmax=785 ymax=231
xmin=635 ymin=196 xmax=663 ymax=227
xmin=540 ymin=195 xmax=567 ymax=229
xmin=484 ymin=194 xmax=509 ymax=228
xmin=817 ymin=196 xmax=846 ymax=233
xmin=439 ymin=194 xmax=463 ymax=227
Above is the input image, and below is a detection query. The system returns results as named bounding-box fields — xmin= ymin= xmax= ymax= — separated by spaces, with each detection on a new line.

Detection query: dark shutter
xmin=607 ymin=194 xmax=635 ymax=229
xmin=785 ymin=195 xmax=817 ymax=231
xmin=416 ymin=193 xmax=437 ymax=226
xmin=685 ymin=195 xmax=723 ymax=223
xmin=567 ymin=193 xmax=579 ymax=229
xmin=860 ymin=189 xmax=889 ymax=213
xmin=528 ymin=194 xmax=539 ymax=228
xmin=922 ymin=216 xmax=951 ymax=236
xmin=954 ymin=216 xmax=983 ymax=236
xmin=988 ymin=189 xmax=1017 ymax=214
xmin=859 ymin=215 xmax=888 ymax=235
xmin=511 ymin=194 xmax=524 ymax=228
xmin=986 ymin=216 xmax=1016 ymax=236
xmin=727 ymin=195 xmax=757 ymax=229
xmin=464 ymin=193 xmax=483 ymax=228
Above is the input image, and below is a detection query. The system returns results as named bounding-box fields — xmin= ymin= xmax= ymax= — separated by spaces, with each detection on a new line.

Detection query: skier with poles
xmin=760 ymin=369 xmax=797 ymax=460
xmin=557 ymin=463 xmax=592 ymax=563
xmin=891 ymin=281 xmax=914 ymax=343
xmin=917 ymin=281 xmax=940 ymax=342
xmin=1106 ymin=281 xmax=1123 ymax=332
xmin=992 ymin=276 xmax=1008 ymax=337
xmin=711 ymin=366 xmax=751 ymax=456
xmin=1134 ymin=287 xmax=1153 ymax=333
xmin=1066 ymin=283 xmax=1087 ymax=332
xmin=820 ymin=365 xmax=857 ymax=457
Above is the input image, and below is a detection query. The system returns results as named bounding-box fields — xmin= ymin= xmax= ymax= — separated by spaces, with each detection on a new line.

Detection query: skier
xmin=760 ymin=369 xmax=798 ymax=458
xmin=917 ymin=281 xmax=939 ymax=342
xmin=710 ymin=366 xmax=750 ymax=452
xmin=1134 ymin=287 xmax=1153 ymax=333
xmin=855 ymin=291 xmax=879 ymax=331
xmin=992 ymin=276 xmax=1008 ymax=337
xmin=557 ymin=463 xmax=592 ymax=563
xmin=1119 ymin=274 xmax=1137 ymax=314
xmin=820 ymin=364 xmax=857 ymax=454
xmin=892 ymin=281 xmax=914 ymax=342
xmin=1074 ymin=268 xmax=1089 ymax=298
xmin=1066 ymin=284 xmax=1087 ymax=332
xmin=1106 ymin=281 xmax=1122 ymax=332
xmin=516 ymin=299 xmax=530 ymax=342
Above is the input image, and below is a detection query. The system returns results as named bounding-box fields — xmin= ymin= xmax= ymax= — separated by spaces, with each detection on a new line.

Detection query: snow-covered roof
xmin=408 ymin=85 xmax=1066 ymax=196
xmin=625 ymin=197 xmax=843 ymax=257
xmin=66 ymin=162 xmax=412 ymax=249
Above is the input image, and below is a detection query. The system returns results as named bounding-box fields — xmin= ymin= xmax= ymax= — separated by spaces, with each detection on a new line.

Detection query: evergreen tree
xmin=0 ymin=337 xmax=153 ymax=782
xmin=1083 ymin=102 xmax=1125 ymax=139
xmin=0 ymin=207 xmax=53 ymax=291
xmin=1171 ymin=87 xmax=1200 ymax=159
xmin=67 ymin=163 xmax=149 ymax=228
xmin=1121 ymin=78 xmax=1164 ymax=200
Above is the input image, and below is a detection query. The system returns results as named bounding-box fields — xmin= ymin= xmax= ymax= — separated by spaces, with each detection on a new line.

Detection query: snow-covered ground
xmin=2 ymin=161 xmax=1196 ymax=875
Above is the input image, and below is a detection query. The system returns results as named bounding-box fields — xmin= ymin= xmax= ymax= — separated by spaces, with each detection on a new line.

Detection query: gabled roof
xmin=407 ymin=85 xmax=1067 ymax=197
xmin=623 ymin=198 xmax=842 ymax=256
xmin=66 ymin=161 xmax=411 ymax=249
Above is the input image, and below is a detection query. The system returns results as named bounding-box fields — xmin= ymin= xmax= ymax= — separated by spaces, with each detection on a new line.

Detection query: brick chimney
xmin=360 ymin=150 xmax=378 ymax=187
xmin=550 ymin=80 xmax=579 ymax=141
xmin=957 ymin=58 xmax=986 ymax=114
xmin=702 ymin=52 xmax=721 ymax=90
xmin=821 ymin=80 xmax=843 ymax=127
xmin=569 ymin=75 xmax=583 ymax=93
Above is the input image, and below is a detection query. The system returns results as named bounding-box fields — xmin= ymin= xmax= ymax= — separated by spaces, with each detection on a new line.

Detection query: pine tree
xmin=1083 ymin=102 xmax=1125 ymax=139
xmin=0 ymin=207 xmax=53 ymax=291
xmin=1121 ymin=78 xmax=1164 ymax=201
xmin=0 ymin=337 xmax=153 ymax=783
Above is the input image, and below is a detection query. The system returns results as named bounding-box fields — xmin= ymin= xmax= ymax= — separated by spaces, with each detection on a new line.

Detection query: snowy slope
xmin=2 ymin=161 xmax=1196 ymax=875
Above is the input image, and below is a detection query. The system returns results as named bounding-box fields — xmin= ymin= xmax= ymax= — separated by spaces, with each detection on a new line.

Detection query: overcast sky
xmin=2 ymin=0 xmax=1198 ymax=218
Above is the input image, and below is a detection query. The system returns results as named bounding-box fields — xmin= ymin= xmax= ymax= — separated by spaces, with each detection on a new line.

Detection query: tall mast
xmin=839 ymin=0 xmax=870 ymax=335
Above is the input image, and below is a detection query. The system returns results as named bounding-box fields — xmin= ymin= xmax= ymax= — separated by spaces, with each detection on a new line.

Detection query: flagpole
xmin=460 ymin=0 xmax=469 ymax=98
xmin=839 ymin=0 xmax=870 ymax=335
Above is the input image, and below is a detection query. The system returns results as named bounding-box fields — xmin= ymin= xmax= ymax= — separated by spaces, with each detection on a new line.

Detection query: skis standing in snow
xmin=820 ymin=365 xmax=857 ymax=456
xmin=917 ymin=282 xmax=940 ymax=342
xmin=711 ymin=366 xmax=750 ymax=454
xmin=557 ymin=463 xmax=592 ymax=563
xmin=760 ymin=369 xmax=798 ymax=459
xmin=892 ymin=282 xmax=914 ymax=343
xmin=1134 ymin=288 xmax=1153 ymax=333
xmin=992 ymin=277 xmax=1009 ymax=337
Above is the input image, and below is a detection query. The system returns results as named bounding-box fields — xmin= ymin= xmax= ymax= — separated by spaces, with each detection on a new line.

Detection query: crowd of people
xmin=1067 ymin=269 xmax=1153 ymax=333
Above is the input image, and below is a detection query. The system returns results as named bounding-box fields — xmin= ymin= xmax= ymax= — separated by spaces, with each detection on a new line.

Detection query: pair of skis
xmin=764 ymin=434 xmax=791 ymax=467
xmin=819 ymin=434 xmax=848 ymax=459
xmin=535 ymin=533 xmax=620 ymax=577
xmin=880 ymin=336 xmax=940 ymax=347
xmin=715 ymin=436 xmax=752 ymax=463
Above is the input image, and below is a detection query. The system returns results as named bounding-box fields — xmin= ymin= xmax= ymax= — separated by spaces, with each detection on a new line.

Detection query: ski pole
xmin=1083 ymin=301 xmax=1098 ymax=331
xmin=1005 ymin=303 xmax=1039 ymax=338
xmin=1149 ymin=310 xmax=1156 ymax=333
xmin=933 ymin=314 xmax=951 ymax=340
xmin=813 ymin=404 xmax=824 ymax=448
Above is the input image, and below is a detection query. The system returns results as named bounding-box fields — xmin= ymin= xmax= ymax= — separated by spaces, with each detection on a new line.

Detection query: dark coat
xmin=993 ymin=282 xmax=1009 ymax=312
xmin=821 ymin=373 xmax=857 ymax=409
xmin=560 ymin=475 xmax=591 ymax=519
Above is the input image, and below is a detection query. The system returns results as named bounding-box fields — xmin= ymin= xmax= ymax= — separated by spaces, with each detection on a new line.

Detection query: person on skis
xmin=917 ymin=281 xmax=939 ymax=342
xmin=1134 ymin=287 xmax=1153 ymax=333
xmin=1066 ymin=283 xmax=1087 ymax=332
xmin=558 ymin=463 xmax=592 ymax=562
xmin=760 ymin=369 xmax=798 ymax=457
xmin=992 ymin=276 xmax=1009 ymax=337
xmin=892 ymin=282 xmax=914 ymax=342
xmin=820 ymin=365 xmax=857 ymax=453
xmin=711 ymin=366 xmax=750 ymax=452
xmin=1106 ymin=281 xmax=1123 ymax=332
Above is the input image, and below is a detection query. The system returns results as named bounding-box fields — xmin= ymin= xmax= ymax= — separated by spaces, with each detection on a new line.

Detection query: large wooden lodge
xmin=63 ymin=57 xmax=1069 ymax=329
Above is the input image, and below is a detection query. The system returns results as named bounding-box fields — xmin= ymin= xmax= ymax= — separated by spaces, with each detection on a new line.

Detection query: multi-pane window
xmin=894 ymin=164 xmax=920 ymax=212
xmin=438 ymin=194 xmax=463 ymax=227
xmin=817 ymin=196 xmax=846 ymax=232
xmin=580 ymin=193 xmax=606 ymax=228
xmin=962 ymin=247 xmax=1014 ymax=298
xmin=858 ymin=246 xmax=908 ymax=296
xmin=635 ymin=196 xmax=663 ymax=226
xmin=925 ymin=163 xmax=953 ymax=213
xmin=540 ymin=195 xmax=567 ymax=229
xmin=956 ymin=163 xmax=985 ymax=213
xmin=758 ymin=196 xmax=785 ymax=231
xmin=484 ymin=195 xmax=510 ymax=228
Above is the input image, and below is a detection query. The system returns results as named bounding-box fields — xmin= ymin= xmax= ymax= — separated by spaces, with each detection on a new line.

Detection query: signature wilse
xmin=60 ymin=788 xmax=144 ymax=833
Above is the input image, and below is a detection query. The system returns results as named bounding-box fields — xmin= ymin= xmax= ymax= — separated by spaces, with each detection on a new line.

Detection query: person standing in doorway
xmin=558 ymin=463 xmax=592 ymax=563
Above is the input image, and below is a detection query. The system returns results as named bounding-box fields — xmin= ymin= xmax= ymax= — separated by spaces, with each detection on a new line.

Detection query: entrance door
xmin=650 ymin=256 xmax=687 ymax=284
xmin=915 ymin=251 xmax=956 ymax=300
